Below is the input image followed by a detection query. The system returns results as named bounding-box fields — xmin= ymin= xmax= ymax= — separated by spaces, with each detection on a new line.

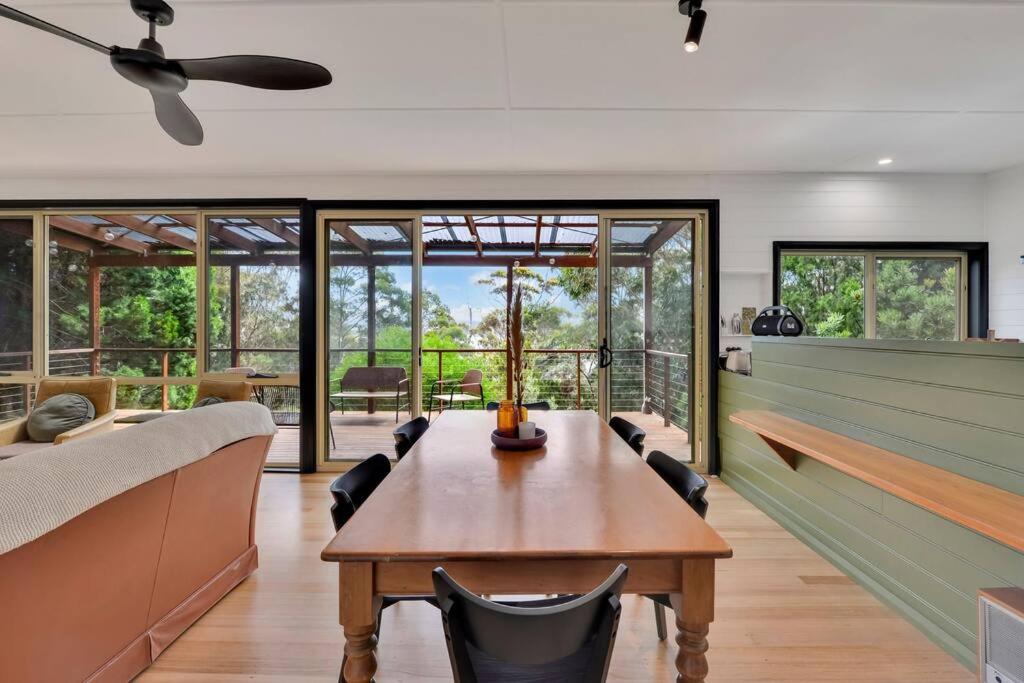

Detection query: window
xmin=775 ymin=244 xmax=980 ymax=341
xmin=205 ymin=214 xmax=301 ymax=374
xmin=0 ymin=217 xmax=34 ymax=375
xmin=48 ymin=213 xmax=200 ymax=410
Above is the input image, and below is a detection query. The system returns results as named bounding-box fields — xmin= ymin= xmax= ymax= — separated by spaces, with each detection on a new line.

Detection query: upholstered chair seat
xmin=0 ymin=377 xmax=118 ymax=458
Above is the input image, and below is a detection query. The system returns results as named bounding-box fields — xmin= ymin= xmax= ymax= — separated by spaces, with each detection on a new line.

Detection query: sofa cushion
xmin=192 ymin=396 xmax=225 ymax=409
xmin=27 ymin=394 xmax=95 ymax=442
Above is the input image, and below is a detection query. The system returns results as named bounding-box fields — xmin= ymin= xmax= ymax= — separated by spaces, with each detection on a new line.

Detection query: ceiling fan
xmin=0 ymin=0 xmax=333 ymax=146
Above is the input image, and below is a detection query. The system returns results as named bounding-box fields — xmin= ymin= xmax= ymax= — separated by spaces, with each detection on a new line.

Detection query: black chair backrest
xmin=393 ymin=416 xmax=429 ymax=459
xmin=329 ymin=453 xmax=391 ymax=531
xmin=487 ymin=401 xmax=550 ymax=412
xmin=646 ymin=450 xmax=709 ymax=519
xmin=432 ymin=564 xmax=627 ymax=683
xmin=608 ymin=416 xmax=645 ymax=456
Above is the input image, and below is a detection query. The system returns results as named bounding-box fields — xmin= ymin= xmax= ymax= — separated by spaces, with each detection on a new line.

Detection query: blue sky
xmin=412 ymin=266 xmax=587 ymax=328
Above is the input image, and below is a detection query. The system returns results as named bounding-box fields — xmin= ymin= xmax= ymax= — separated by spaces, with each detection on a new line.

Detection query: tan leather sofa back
xmin=0 ymin=435 xmax=271 ymax=683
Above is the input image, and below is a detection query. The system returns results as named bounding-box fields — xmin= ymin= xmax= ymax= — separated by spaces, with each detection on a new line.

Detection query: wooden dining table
xmin=321 ymin=410 xmax=732 ymax=682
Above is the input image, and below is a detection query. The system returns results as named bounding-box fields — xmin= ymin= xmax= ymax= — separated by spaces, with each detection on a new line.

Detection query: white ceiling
xmin=2 ymin=0 xmax=1024 ymax=177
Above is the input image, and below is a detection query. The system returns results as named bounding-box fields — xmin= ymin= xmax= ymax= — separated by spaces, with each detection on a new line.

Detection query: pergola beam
xmin=49 ymin=215 xmax=149 ymax=254
xmin=329 ymin=223 xmax=372 ymax=255
xmin=207 ymin=224 xmax=261 ymax=255
xmin=534 ymin=216 xmax=542 ymax=257
xmin=168 ymin=214 xmax=260 ymax=255
xmin=465 ymin=215 xmax=483 ymax=256
xmin=5 ymin=220 xmax=95 ymax=254
xmin=644 ymin=220 xmax=689 ymax=256
xmin=95 ymin=215 xmax=197 ymax=252
xmin=250 ymin=218 xmax=300 ymax=247
xmin=88 ymin=252 xmax=654 ymax=269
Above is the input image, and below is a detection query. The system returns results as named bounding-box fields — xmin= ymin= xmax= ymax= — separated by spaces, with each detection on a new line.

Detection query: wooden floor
xmin=140 ymin=472 xmax=972 ymax=682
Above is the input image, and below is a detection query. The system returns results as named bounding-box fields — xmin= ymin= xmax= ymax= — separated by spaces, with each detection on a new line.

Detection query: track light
xmin=679 ymin=0 xmax=707 ymax=53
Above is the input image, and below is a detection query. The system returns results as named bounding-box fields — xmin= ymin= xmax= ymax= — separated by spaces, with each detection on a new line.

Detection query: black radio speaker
xmin=751 ymin=306 xmax=804 ymax=337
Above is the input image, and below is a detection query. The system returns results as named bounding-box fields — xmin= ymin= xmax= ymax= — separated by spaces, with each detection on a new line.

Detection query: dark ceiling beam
xmin=95 ymin=214 xmax=197 ymax=252
xmin=48 ymin=215 xmax=149 ymax=254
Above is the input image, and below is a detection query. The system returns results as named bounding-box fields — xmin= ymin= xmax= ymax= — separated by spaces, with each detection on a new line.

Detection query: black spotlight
xmin=679 ymin=0 xmax=707 ymax=53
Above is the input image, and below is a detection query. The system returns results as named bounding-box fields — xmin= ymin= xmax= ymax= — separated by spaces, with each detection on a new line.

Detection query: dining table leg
xmin=339 ymin=562 xmax=379 ymax=683
xmin=671 ymin=558 xmax=715 ymax=683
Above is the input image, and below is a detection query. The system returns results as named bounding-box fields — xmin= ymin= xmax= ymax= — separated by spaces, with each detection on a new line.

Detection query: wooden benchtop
xmin=729 ymin=410 xmax=1024 ymax=554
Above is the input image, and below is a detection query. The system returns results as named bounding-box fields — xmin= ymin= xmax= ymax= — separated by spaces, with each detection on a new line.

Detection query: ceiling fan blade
xmin=0 ymin=3 xmax=110 ymax=54
xmin=151 ymin=92 xmax=203 ymax=146
xmin=177 ymin=55 xmax=332 ymax=90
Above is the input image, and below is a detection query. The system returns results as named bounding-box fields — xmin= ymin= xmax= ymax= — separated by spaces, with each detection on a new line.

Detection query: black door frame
xmin=301 ymin=200 xmax=721 ymax=474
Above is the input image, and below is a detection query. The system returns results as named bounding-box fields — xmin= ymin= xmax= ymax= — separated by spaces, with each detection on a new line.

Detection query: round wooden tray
xmin=490 ymin=428 xmax=548 ymax=451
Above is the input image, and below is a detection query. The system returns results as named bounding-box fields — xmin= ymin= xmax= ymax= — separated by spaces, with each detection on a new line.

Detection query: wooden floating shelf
xmin=729 ymin=410 xmax=1024 ymax=554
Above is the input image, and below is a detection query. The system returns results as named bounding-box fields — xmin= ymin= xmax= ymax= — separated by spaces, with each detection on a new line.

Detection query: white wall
xmin=984 ymin=165 xmax=1024 ymax=340
xmin=0 ymin=171 xmax=988 ymax=349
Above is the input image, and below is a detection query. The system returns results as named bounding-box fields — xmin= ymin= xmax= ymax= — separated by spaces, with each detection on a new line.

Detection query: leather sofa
xmin=0 ymin=402 xmax=277 ymax=682
xmin=0 ymin=376 xmax=117 ymax=458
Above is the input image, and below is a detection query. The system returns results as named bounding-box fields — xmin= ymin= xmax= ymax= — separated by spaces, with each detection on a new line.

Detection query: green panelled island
xmin=718 ymin=337 xmax=1024 ymax=668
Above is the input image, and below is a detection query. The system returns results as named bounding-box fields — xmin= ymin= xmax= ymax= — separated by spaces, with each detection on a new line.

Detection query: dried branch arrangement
xmin=508 ymin=285 xmax=526 ymax=408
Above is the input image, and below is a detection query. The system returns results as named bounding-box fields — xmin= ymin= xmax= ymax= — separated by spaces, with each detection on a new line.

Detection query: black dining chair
xmin=393 ymin=416 xmax=429 ymax=460
xmin=608 ymin=416 xmax=646 ymax=456
xmin=644 ymin=450 xmax=710 ymax=641
xmin=329 ymin=453 xmax=391 ymax=531
xmin=485 ymin=400 xmax=551 ymax=411
xmin=432 ymin=564 xmax=628 ymax=682
xmin=329 ymin=454 xmax=437 ymax=633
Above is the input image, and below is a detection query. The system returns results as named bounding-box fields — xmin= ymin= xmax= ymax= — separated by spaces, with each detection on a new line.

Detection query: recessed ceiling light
xmin=878 ymin=158 xmax=894 ymax=166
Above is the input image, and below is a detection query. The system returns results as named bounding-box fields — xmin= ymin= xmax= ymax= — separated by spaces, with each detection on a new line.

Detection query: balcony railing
xmin=328 ymin=346 xmax=690 ymax=435
xmin=1 ymin=345 xmax=691 ymax=435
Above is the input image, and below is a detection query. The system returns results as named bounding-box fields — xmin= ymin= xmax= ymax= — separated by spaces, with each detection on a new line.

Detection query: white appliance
xmin=980 ymin=589 xmax=1024 ymax=683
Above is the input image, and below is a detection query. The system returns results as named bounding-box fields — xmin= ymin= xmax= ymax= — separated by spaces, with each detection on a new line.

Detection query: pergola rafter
xmin=330 ymin=222 xmax=372 ymax=255
xmin=95 ymin=215 xmax=197 ymax=252
xmin=250 ymin=218 xmax=301 ymax=247
xmin=465 ymin=215 xmax=483 ymax=256
xmin=49 ymin=215 xmax=150 ymax=254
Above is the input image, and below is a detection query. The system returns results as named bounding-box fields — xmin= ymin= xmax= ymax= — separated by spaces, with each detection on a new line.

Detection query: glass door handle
xmin=599 ymin=338 xmax=614 ymax=369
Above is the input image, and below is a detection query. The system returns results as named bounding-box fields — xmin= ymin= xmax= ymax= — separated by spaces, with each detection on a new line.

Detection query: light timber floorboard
xmin=139 ymin=473 xmax=972 ymax=682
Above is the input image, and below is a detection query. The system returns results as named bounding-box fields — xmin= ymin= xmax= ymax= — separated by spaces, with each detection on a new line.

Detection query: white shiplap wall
xmin=984 ymin=165 xmax=1024 ymax=340
xmin=0 ymin=171 xmax=988 ymax=349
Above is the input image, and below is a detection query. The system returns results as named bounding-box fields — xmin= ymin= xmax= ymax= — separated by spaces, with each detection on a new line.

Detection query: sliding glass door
xmin=599 ymin=213 xmax=708 ymax=470
xmin=318 ymin=214 xmax=418 ymax=467
xmin=314 ymin=207 xmax=710 ymax=472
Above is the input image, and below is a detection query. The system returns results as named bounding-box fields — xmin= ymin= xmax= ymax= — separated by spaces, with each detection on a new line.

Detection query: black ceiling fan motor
xmin=131 ymin=0 xmax=174 ymax=27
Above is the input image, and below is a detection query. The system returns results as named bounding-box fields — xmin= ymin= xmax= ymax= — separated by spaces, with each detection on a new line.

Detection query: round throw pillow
xmin=27 ymin=393 xmax=96 ymax=442
xmin=192 ymin=396 xmax=226 ymax=408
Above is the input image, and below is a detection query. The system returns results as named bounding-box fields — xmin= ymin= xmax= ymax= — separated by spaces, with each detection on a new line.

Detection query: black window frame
xmin=772 ymin=241 xmax=988 ymax=340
